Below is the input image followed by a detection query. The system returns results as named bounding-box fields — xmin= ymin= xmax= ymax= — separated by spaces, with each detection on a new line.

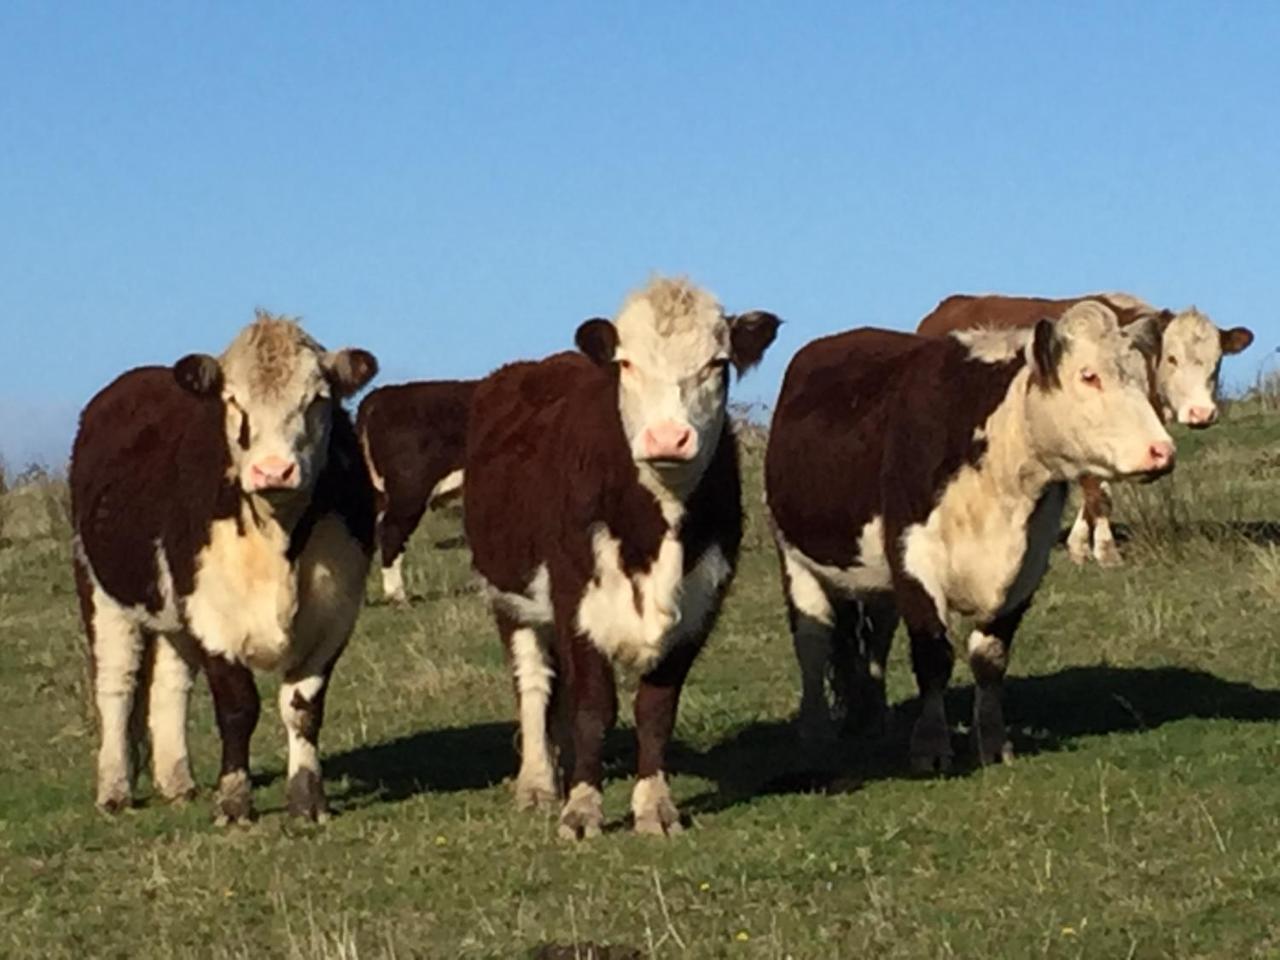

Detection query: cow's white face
xmin=576 ymin=277 xmax=779 ymax=495
xmin=1026 ymin=303 xmax=1175 ymax=481
xmin=174 ymin=313 xmax=377 ymax=498
xmin=1156 ymin=309 xmax=1253 ymax=428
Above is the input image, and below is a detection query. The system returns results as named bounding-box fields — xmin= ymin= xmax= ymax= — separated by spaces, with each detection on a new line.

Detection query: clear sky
xmin=2 ymin=2 xmax=1278 ymax=467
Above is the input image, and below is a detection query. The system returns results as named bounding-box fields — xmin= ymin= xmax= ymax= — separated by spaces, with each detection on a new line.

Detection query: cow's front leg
xmin=632 ymin=641 xmax=702 ymax=836
xmin=278 ymin=655 xmax=341 ymax=822
xmin=968 ymin=602 xmax=1027 ymax=765
xmin=557 ymin=636 xmax=616 ymax=841
xmin=907 ymin=625 xmax=955 ymax=774
xmin=204 ymin=653 xmax=260 ymax=825
xmin=1089 ymin=481 xmax=1122 ymax=567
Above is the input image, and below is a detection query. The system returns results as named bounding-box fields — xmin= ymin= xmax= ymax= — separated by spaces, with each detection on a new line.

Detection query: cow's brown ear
xmin=575 ymin=318 xmax=618 ymax=366
xmin=174 ymin=354 xmax=223 ymax=396
xmin=1156 ymin=309 xmax=1176 ymax=332
xmin=1031 ymin=317 xmax=1063 ymax=389
xmin=1221 ymin=326 xmax=1254 ymax=355
xmin=729 ymin=311 xmax=782 ymax=375
xmin=326 ymin=348 xmax=379 ymax=398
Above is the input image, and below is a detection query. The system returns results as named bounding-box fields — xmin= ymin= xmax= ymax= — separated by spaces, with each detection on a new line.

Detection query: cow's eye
xmin=1080 ymin=368 xmax=1102 ymax=389
xmin=238 ymin=412 xmax=251 ymax=449
xmin=1166 ymin=355 xmax=1178 ymax=367
xmin=617 ymin=358 xmax=633 ymax=372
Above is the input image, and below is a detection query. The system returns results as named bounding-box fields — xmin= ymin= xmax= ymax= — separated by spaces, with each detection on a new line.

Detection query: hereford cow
xmin=70 ymin=311 xmax=378 ymax=822
xmin=357 ymin=380 xmax=476 ymax=602
xmin=918 ymin=292 xmax=1253 ymax=565
xmin=766 ymin=303 xmax=1174 ymax=767
xmin=465 ymin=277 xmax=779 ymax=839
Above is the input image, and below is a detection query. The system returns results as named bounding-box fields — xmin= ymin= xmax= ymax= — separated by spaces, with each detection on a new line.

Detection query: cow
xmin=766 ymin=302 xmax=1174 ymax=768
xmin=464 ymin=277 xmax=779 ymax=839
xmin=918 ymin=292 xmax=1253 ymax=565
xmin=70 ymin=311 xmax=378 ymax=823
xmin=356 ymin=380 xmax=477 ymax=602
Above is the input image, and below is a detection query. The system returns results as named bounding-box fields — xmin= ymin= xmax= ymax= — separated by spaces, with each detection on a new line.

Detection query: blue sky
xmin=2 ymin=2 xmax=1278 ymax=466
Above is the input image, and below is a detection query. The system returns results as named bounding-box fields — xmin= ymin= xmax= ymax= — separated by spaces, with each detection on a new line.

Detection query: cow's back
xmin=917 ymin=294 xmax=1077 ymax=337
xmin=766 ymin=329 xmax=927 ymax=567
xmin=356 ymin=380 xmax=476 ymax=487
xmin=71 ymin=366 xmax=236 ymax=608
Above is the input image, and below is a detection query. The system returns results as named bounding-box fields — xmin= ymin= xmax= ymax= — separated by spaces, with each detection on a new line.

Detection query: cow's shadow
xmin=670 ymin=664 xmax=1280 ymax=816
xmin=319 ymin=665 xmax=1280 ymax=816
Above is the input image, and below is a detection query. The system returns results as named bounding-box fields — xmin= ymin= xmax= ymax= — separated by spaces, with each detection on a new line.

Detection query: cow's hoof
xmin=632 ymin=775 xmax=683 ymax=837
xmin=156 ymin=764 xmax=198 ymax=804
xmin=515 ymin=774 xmax=560 ymax=812
xmin=557 ymin=784 xmax=603 ymax=841
xmin=96 ymin=787 xmax=132 ymax=815
xmin=974 ymin=728 xmax=1015 ymax=766
xmin=1094 ymin=543 xmax=1124 ymax=568
xmin=1066 ymin=545 xmax=1090 ymax=566
xmin=909 ymin=721 xmax=953 ymax=774
xmin=286 ymin=769 xmax=330 ymax=823
xmin=213 ymin=770 xmax=255 ymax=826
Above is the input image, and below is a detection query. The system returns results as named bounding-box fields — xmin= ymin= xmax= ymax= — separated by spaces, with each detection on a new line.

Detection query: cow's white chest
xmin=184 ymin=510 xmax=298 ymax=671
xmin=577 ymin=526 xmax=730 ymax=674
xmin=902 ymin=468 xmax=1067 ymax=623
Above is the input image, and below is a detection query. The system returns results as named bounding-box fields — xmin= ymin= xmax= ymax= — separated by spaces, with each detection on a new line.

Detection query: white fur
xmin=428 ymin=468 xmax=465 ymax=506
xmin=381 ymin=554 xmax=406 ymax=603
xmin=487 ymin=564 xmax=553 ymax=626
xmin=1158 ymin=308 xmax=1227 ymax=425
xmin=1066 ymin=505 xmax=1092 ymax=564
xmin=147 ymin=634 xmax=198 ymax=799
xmin=88 ymin=576 xmax=146 ymax=809
xmin=511 ymin=627 xmax=557 ymax=803
xmin=777 ymin=520 xmax=893 ymax=599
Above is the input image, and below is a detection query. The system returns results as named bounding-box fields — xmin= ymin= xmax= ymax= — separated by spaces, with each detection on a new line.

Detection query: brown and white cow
xmin=918 ymin=292 xmax=1253 ymax=565
xmin=70 ymin=311 xmax=378 ymax=822
xmin=767 ymin=303 xmax=1173 ymax=767
xmin=464 ymin=277 xmax=779 ymax=838
xmin=357 ymin=380 xmax=476 ymax=602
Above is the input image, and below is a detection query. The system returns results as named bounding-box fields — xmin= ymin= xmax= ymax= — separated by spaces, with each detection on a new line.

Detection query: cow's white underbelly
xmin=777 ymin=517 xmax=893 ymax=598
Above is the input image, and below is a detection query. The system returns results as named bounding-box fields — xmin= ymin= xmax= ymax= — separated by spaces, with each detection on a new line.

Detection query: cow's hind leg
xmin=377 ymin=493 xmax=428 ymax=604
xmin=504 ymin=614 xmax=559 ymax=811
xmin=557 ymin=634 xmax=616 ymax=841
xmin=1089 ymin=481 xmax=1122 ymax=567
xmin=632 ymin=640 xmax=703 ymax=836
xmin=841 ymin=594 xmax=898 ymax=737
xmin=968 ymin=602 xmax=1027 ymax=765
xmin=204 ymin=653 xmax=260 ymax=824
xmin=148 ymin=633 xmax=200 ymax=802
xmin=79 ymin=563 xmax=146 ymax=813
xmin=1066 ymin=479 xmax=1095 ymax=565
xmin=780 ymin=550 xmax=839 ymax=744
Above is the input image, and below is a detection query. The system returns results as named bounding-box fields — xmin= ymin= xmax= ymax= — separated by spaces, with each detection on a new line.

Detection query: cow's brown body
xmin=917 ymin=292 xmax=1170 ymax=337
xmin=357 ymin=380 xmax=476 ymax=601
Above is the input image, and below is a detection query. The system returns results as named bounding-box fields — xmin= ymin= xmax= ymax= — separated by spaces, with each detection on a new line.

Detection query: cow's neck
xmin=636 ymin=462 xmax=700 ymax=528
xmin=243 ymin=490 xmax=309 ymax=537
xmin=980 ymin=369 xmax=1056 ymax=504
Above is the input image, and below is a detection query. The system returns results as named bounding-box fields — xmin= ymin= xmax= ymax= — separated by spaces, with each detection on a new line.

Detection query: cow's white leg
xmin=968 ymin=628 xmax=1014 ymax=765
xmin=148 ymin=633 xmax=198 ymax=801
xmin=783 ymin=552 xmax=838 ymax=744
xmin=1092 ymin=487 xmax=1122 ymax=567
xmin=558 ymin=782 xmax=604 ymax=841
xmin=511 ymin=627 xmax=558 ymax=810
xmin=381 ymin=553 xmax=407 ymax=604
xmin=1066 ymin=504 xmax=1092 ymax=565
xmin=632 ymin=772 xmax=681 ymax=837
xmin=91 ymin=591 xmax=145 ymax=812
xmin=278 ymin=673 xmax=329 ymax=821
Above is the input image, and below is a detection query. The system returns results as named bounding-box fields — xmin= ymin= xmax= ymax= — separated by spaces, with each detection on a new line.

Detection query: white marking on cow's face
xmin=1157 ymin=309 xmax=1229 ymax=427
xmin=613 ymin=280 xmax=732 ymax=495
xmin=1027 ymin=303 xmax=1175 ymax=480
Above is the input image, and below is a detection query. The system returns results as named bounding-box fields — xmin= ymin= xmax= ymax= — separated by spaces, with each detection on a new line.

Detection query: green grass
xmin=3 ymin=414 xmax=1280 ymax=959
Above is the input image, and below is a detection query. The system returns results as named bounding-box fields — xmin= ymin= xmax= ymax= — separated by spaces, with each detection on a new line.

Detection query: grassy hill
xmin=3 ymin=405 xmax=1280 ymax=958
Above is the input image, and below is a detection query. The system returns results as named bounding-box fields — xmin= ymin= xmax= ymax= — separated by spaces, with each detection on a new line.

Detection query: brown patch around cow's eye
xmin=238 ymin=412 xmax=251 ymax=449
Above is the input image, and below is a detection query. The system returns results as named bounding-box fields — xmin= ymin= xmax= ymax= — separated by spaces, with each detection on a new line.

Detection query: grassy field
xmin=3 ymin=407 xmax=1280 ymax=959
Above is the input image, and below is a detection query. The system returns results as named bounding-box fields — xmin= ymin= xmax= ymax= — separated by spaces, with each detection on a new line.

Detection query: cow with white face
xmin=1154 ymin=307 xmax=1253 ymax=427
xmin=466 ymin=277 xmax=779 ymax=839
xmin=768 ymin=303 xmax=1174 ymax=766
xmin=71 ymin=311 xmax=378 ymax=822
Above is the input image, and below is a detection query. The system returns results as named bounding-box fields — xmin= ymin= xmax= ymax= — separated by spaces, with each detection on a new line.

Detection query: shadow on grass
xmin=672 ymin=664 xmax=1280 ymax=816
xmin=318 ymin=664 xmax=1280 ymax=816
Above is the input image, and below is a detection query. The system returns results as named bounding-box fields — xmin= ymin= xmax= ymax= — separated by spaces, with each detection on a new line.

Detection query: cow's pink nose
xmin=1146 ymin=441 xmax=1176 ymax=472
xmin=1185 ymin=405 xmax=1218 ymax=427
xmin=249 ymin=457 xmax=297 ymax=489
xmin=641 ymin=422 xmax=696 ymax=461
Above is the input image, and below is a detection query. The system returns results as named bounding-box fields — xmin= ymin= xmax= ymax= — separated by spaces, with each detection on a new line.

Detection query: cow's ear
xmin=1156 ymin=308 xmax=1176 ymax=332
xmin=1031 ymin=317 xmax=1063 ymax=389
xmin=1124 ymin=315 xmax=1162 ymax=361
xmin=325 ymin=348 xmax=379 ymax=398
xmin=729 ymin=311 xmax=782 ymax=375
xmin=575 ymin=318 xmax=618 ymax=366
xmin=1221 ymin=326 xmax=1254 ymax=355
xmin=174 ymin=354 xmax=223 ymax=396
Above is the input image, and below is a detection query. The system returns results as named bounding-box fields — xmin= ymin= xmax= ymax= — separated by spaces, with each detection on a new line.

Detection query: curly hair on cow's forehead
xmin=620 ymin=275 xmax=723 ymax=335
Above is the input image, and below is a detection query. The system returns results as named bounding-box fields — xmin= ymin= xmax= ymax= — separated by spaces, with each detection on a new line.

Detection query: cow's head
xmin=1026 ymin=301 xmax=1175 ymax=481
xmin=576 ymin=277 xmax=779 ymax=492
xmin=1154 ymin=308 xmax=1253 ymax=428
xmin=173 ymin=311 xmax=377 ymax=497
